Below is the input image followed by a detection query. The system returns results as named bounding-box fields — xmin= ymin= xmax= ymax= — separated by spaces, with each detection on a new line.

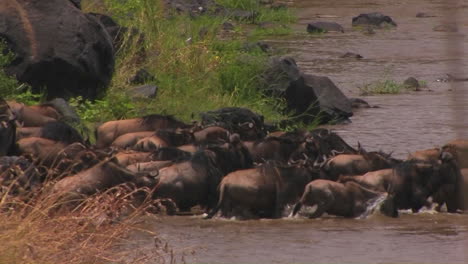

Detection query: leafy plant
xmin=359 ymin=79 xmax=408 ymax=95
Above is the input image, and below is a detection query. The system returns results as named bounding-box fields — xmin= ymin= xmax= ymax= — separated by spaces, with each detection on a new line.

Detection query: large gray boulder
xmin=263 ymin=57 xmax=352 ymax=124
xmin=0 ymin=0 xmax=114 ymax=99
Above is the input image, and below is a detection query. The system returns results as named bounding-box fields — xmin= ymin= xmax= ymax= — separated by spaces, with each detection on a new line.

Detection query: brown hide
xmin=292 ymin=180 xmax=390 ymax=218
xmin=96 ymin=114 xmax=189 ymax=148
xmin=111 ymin=131 xmax=154 ymax=149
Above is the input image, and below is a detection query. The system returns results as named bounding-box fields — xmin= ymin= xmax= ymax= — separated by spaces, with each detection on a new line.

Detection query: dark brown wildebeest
xmin=339 ymin=154 xmax=459 ymax=215
xmin=17 ymin=137 xmax=68 ymax=165
xmin=442 ymin=139 xmax=468 ymax=168
xmin=115 ymin=151 xmax=154 ymax=166
xmin=110 ymin=131 xmax=155 ymax=149
xmin=8 ymin=101 xmax=57 ymax=127
xmin=95 ymin=114 xmax=191 ymax=148
xmin=29 ymin=103 xmax=61 ymax=119
xmin=133 ymin=135 xmax=169 ymax=151
xmin=17 ymin=121 xmax=84 ymax=145
xmin=320 ymin=148 xmax=399 ymax=181
xmin=243 ymin=137 xmax=302 ymax=163
xmin=52 ymin=157 xmax=156 ymax=204
xmin=204 ymin=160 xmax=320 ymax=219
xmin=0 ymin=98 xmax=17 ymax=156
xmin=431 ymin=163 xmax=467 ymax=213
xmin=407 ymin=148 xmax=440 ymax=162
xmin=126 ymin=160 xmax=174 ymax=174
xmin=153 ymin=134 xmax=253 ymax=212
xmin=291 ymin=179 xmax=395 ymax=218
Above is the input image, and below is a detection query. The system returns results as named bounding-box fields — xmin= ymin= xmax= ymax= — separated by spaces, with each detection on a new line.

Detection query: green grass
xmin=1 ymin=0 xmax=304 ymax=139
xmin=359 ymin=79 xmax=408 ymax=95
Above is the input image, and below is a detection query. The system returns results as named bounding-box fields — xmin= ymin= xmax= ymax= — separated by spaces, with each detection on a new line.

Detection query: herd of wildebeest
xmin=0 ymin=97 xmax=467 ymax=220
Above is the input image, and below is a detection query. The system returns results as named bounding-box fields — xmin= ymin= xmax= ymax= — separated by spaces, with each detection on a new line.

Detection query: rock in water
xmin=307 ymin=22 xmax=344 ymax=33
xmin=352 ymin=12 xmax=397 ymax=28
xmin=0 ymin=0 xmax=114 ymax=99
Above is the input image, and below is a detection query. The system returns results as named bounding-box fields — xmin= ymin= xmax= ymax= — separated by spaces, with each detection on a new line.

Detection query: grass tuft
xmin=359 ymin=79 xmax=408 ymax=95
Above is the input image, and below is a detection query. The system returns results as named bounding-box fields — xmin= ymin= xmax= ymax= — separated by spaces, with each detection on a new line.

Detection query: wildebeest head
xmin=208 ymin=134 xmax=253 ymax=174
xmin=155 ymin=128 xmax=194 ymax=146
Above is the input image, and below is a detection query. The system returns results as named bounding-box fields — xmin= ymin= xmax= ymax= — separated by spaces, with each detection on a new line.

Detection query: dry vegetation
xmin=0 ymin=184 xmax=176 ymax=264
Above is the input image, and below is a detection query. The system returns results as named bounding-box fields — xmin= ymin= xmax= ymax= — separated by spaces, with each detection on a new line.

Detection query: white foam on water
xmin=357 ymin=193 xmax=389 ymax=219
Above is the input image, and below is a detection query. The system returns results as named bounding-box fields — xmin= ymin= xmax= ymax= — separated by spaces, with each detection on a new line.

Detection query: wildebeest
xmin=339 ymin=154 xmax=459 ymax=215
xmin=243 ymin=137 xmax=302 ymax=163
xmin=17 ymin=137 xmax=68 ymax=165
xmin=291 ymin=180 xmax=395 ymax=218
xmin=95 ymin=114 xmax=191 ymax=148
xmin=442 ymin=139 xmax=468 ymax=168
xmin=115 ymin=151 xmax=154 ymax=166
xmin=407 ymin=148 xmax=440 ymax=162
xmin=52 ymin=157 xmax=155 ymax=204
xmin=0 ymin=98 xmax=17 ymax=156
xmin=110 ymin=131 xmax=155 ymax=149
xmin=134 ymin=135 xmax=169 ymax=151
xmin=205 ymin=160 xmax=320 ymax=219
xmin=321 ymin=148 xmax=399 ymax=181
xmin=17 ymin=121 xmax=84 ymax=145
xmin=154 ymin=134 xmax=253 ymax=212
xmin=7 ymin=101 xmax=57 ymax=127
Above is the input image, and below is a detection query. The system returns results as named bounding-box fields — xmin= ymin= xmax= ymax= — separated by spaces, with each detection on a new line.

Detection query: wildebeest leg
xmin=308 ymin=201 xmax=328 ymax=219
xmin=309 ymin=193 xmax=334 ymax=219
xmin=291 ymin=202 xmax=303 ymax=217
xmin=204 ymin=184 xmax=226 ymax=219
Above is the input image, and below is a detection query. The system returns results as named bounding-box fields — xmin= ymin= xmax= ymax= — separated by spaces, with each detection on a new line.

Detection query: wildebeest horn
xmin=288 ymin=159 xmax=300 ymax=165
xmin=440 ymin=151 xmax=454 ymax=162
xmin=302 ymin=153 xmax=310 ymax=160
xmin=331 ymin=149 xmax=345 ymax=156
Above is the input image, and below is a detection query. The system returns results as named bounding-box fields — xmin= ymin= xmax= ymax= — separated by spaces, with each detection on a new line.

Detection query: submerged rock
xmin=404 ymin=77 xmax=421 ymax=91
xmin=340 ymin=52 xmax=363 ymax=59
xmin=352 ymin=12 xmax=397 ymax=28
xmin=307 ymin=22 xmax=344 ymax=33
xmin=0 ymin=0 xmax=114 ymax=100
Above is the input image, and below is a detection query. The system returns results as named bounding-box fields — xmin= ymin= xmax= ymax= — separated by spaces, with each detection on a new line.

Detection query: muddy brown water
xmin=139 ymin=1 xmax=468 ymax=263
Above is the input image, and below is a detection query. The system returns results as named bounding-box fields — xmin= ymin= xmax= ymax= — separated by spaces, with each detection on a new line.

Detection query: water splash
xmin=357 ymin=193 xmax=389 ymax=219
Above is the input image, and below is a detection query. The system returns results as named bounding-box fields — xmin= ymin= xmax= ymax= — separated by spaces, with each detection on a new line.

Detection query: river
xmin=143 ymin=1 xmax=468 ymax=263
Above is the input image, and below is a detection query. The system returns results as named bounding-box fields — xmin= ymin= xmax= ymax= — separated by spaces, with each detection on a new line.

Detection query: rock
xmin=340 ymin=52 xmax=363 ymax=59
xmin=349 ymin=98 xmax=371 ymax=108
xmin=262 ymin=56 xmax=302 ymax=96
xmin=352 ymin=12 xmax=397 ymax=28
xmin=404 ymin=77 xmax=420 ymax=90
xmin=262 ymin=57 xmax=352 ymax=124
xmin=47 ymin=98 xmax=81 ymax=124
xmin=200 ymin=107 xmax=266 ymax=140
xmin=163 ymin=0 xmax=222 ymax=16
xmin=416 ymin=12 xmax=436 ymax=18
xmin=130 ymin=84 xmax=158 ymax=99
xmin=129 ymin=69 xmax=156 ymax=85
xmin=228 ymin=9 xmax=259 ymax=22
xmin=307 ymin=22 xmax=344 ymax=33
xmin=69 ymin=0 xmax=81 ymax=9
xmin=433 ymin=24 xmax=458 ymax=32
xmin=0 ymin=0 xmax=114 ymax=100
xmin=298 ymin=74 xmax=353 ymax=123
xmin=222 ymin=22 xmax=235 ymax=30
xmin=243 ymin=41 xmax=272 ymax=53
